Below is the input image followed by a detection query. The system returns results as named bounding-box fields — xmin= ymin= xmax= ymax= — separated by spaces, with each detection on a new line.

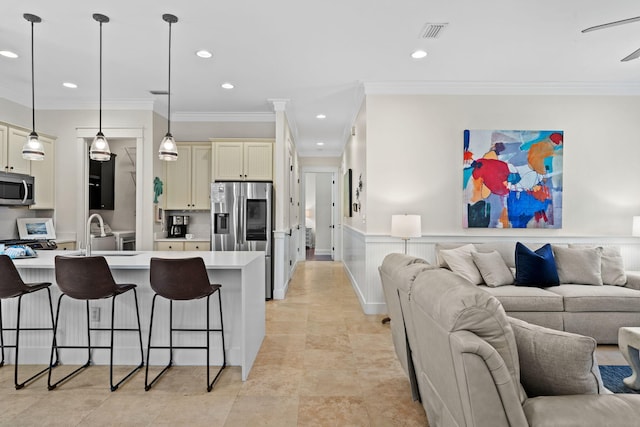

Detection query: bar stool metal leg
xmin=48 ymin=290 xmax=144 ymax=392
xmin=145 ymin=288 xmax=226 ymax=392
xmin=13 ymin=288 xmax=59 ymax=390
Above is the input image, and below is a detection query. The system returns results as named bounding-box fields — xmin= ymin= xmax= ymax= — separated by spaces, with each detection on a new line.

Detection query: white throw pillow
xmin=552 ymin=246 xmax=603 ymax=286
xmin=439 ymin=244 xmax=483 ymax=285
xmin=569 ymin=244 xmax=627 ymax=286
xmin=472 ymin=250 xmax=514 ymax=287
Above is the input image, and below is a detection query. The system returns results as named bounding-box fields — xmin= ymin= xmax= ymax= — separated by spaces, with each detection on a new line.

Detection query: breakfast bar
xmin=9 ymin=250 xmax=266 ymax=381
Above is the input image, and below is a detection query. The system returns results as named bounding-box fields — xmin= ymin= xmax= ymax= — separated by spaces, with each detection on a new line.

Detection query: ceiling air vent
xmin=149 ymin=90 xmax=169 ymax=95
xmin=420 ymin=23 xmax=448 ymax=39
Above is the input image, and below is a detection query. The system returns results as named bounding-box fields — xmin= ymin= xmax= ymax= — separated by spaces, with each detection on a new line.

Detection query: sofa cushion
xmin=515 ymin=243 xmax=560 ymax=287
xmin=472 ymin=250 xmax=514 ymax=287
xmin=569 ymin=244 xmax=627 ymax=286
xmin=439 ymin=244 xmax=483 ymax=285
xmin=552 ymin=246 xmax=603 ymax=286
xmin=480 ymin=285 xmax=564 ymax=312
xmin=509 ymin=317 xmax=605 ymax=397
xmin=547 ymin=284 xmax=640 ymax=312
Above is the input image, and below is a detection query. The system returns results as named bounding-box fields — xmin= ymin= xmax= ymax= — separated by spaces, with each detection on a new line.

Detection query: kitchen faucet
xmin=85 ymin=213 xmax=106 ymax=257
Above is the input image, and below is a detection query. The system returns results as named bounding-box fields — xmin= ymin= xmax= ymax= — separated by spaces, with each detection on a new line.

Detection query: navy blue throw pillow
xmin=515 ymin=242 xmax=560 ymax=287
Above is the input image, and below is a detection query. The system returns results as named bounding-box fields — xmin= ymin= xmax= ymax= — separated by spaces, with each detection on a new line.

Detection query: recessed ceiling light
xmin=316 ymin=142 xmax=324 ymax=146
xmin=63 ymin=82 xmax=78 ymax=89
xmin=0 ymin=50 xmax=18 ymax=59
xmin=316 ymin=114 xmax=326 ymax=119
xmin=221 ymin=82 xmax=234 ymax=89
xmin=411 ymin=49 xmax=428 ymax=59
xmin=196 ymin=50 xmax=212 ymax=58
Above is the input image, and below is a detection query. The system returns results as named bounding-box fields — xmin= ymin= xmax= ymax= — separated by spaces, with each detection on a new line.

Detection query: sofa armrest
xmin=625 ymin=271 xmax=640 ymax=290
xmin=523 ymin=394 xmax=640 ymax=427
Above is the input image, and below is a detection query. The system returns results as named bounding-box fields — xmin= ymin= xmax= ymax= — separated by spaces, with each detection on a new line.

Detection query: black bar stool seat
xmin=145 ymin=257 xmax=226 ymax=392
xmin=0 ymin=255 xmax=58 ymax=389
xmin=48 ymin=255 xmax=144 ymax=391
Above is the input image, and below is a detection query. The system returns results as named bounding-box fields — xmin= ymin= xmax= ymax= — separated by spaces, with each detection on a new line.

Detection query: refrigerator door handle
xmin=239 ymin=194 xmax=245 ymax=246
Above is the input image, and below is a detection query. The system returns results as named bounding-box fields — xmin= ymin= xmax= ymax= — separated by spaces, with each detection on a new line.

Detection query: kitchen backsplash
xmin=163 ymin=210 xmax=210 ymax=239
xmin=0 ymin=206 xmax=51 ymax=239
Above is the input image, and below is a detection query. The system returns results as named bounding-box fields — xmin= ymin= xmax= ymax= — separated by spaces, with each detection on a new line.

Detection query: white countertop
xmin=155 ymin=237 xmax=209 ymax=242
xmin=13 ymin=250 xmax=265 ymax=270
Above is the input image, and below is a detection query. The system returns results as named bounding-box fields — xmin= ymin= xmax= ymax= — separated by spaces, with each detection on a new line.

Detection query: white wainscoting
xmin=342 ymin=226 xmax=640 ymax=315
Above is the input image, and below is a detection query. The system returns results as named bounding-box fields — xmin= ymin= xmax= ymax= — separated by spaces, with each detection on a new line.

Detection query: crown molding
xmin=172 ymin=111 xmax=276 ymax=122
xmin=38 ymin=98 xmax=156 ymax=110
xmin=363 ymin=81 xmax=640 ymax=96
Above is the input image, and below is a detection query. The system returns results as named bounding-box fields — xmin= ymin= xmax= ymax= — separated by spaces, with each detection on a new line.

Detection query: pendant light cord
xmin=167 ymin=20 xmax=172 ymax=135
xmin=30 ymin=20 xmax=35 ymax=133
xmin=99 ymin=20 xmax=103 ymax=133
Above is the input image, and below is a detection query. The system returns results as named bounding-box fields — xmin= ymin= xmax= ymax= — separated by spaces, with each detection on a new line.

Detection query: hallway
xmin=0 ymin=260 xmax=428 ymax=426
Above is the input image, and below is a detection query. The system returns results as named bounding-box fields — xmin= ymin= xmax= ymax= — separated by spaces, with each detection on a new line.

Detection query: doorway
xmin=76 ymin=128 xmax=144 ymax=251
xmin=304 ymin=172 xmax=334 ymax=261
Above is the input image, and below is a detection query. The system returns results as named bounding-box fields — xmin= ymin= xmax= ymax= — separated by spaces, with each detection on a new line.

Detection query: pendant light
xmin=89 ymin=13 xmax=111 ymax=161
xmin=22 ymin=13 xmax=44 ymax=161
xmin=158 ymin=14 xmax=179 ymax=161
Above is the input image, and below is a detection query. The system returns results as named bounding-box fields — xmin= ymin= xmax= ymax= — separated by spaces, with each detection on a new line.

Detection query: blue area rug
xmin=599 ymin=365 xmax=640 ymax=394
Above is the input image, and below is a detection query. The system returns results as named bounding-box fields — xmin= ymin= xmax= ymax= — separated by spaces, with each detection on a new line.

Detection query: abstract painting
xmin=463 ymin=129 xmax=563 ymax=229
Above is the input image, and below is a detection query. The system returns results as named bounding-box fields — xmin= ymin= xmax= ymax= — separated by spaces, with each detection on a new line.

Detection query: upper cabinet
xmin=5 ymin=127 xmax=31 ymax=175
xmin=212 ymin=139 xmax=273 ymax=181
xmin=164 ymin=143 xmax=211 ymax=210
xmin=0 ymin=122 xmax=56 ymax=210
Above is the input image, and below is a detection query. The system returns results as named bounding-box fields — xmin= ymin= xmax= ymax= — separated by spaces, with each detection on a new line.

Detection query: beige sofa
xmin=380 ymin=254 xmax=640 ymax=427
xmin=432 ymin=242 xmax=640 ymax=344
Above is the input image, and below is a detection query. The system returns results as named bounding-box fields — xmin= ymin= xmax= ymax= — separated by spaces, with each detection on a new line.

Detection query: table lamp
xmin=391 ymin=214 xmax=421 ymax=254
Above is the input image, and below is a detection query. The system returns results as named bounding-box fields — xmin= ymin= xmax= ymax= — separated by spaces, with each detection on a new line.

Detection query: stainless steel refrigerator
xmin=211 ymin=182 xmax=274 ymax=299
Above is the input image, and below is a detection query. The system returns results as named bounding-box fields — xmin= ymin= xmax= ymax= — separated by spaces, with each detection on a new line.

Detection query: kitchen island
xmin=10 ymin=250 xmax=265 ymax=381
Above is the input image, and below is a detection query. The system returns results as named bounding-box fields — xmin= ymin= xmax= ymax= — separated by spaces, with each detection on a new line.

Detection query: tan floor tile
xmin=305 ymin=333 xmax=350 ymax=351
xmin=7 ymin=389 xmax=110 ymax=426
xmin=239 ymin=365 xmax=303 ymax=396
xmin=299 ymin=369 xmax=362 ymax=397
xmin=297 ymin=396 xmax=370 ymax=427
xmin=150 ymin=393 xmax=236 ymax=426
xmin=224 ymin=396 xmax=299 ymax=427
xmin=303 ymin=349 xmax=357 ymax=371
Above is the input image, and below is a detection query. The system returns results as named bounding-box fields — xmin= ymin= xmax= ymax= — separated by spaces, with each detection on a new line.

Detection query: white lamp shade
xmin=22 ymin=132 xmax=44 ymax=160
xmin=158 ymin=133 xmax=178 ymax=161
xmin=89 ymin=132 xmax=111 ymax=161
xmin=633 ymin=216 xmax=640 ymax=237
xmin=391 ymin=214 xmax=421 ymax=239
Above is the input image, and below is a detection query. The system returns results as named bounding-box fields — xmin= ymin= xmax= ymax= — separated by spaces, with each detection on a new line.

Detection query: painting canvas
xmin=463 ymin=129 xmax=563 ymax=229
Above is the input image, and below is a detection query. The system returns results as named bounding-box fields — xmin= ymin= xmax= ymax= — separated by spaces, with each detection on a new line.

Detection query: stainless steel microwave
xmin=0 ymin=172 xmax=35 ymax=206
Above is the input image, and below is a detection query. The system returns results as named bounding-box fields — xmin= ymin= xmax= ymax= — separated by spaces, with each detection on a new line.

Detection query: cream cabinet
xmin=155 ymin=241 xmax=210 ymax=251
xmin=0 ymin=122 xmax=56 ymax=209
xmin=212 ymin=140 xmax=273 ymax=181
xmin=164 ymin=143 xmax=211 ymax=210
xmin=4 ymin=127 xmax=31 ymax=175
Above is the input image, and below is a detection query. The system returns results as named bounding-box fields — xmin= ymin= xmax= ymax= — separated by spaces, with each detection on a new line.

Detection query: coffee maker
xmin=168 ymin=215 xmax=189 ymax=238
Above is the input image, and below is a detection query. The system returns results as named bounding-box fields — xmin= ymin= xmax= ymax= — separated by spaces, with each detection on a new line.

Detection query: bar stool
xmin=145 ymin=257 xmax=226 ymax=392
xmin=48 ymin=255 xmax=144 ymax=391
xmin=0 ymin=255 xmax=58 ymax=389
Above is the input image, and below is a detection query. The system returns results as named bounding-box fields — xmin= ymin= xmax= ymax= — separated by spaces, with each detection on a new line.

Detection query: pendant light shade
xmin=90 ymin=13 xmax=111 ymax=162
xmin=22 ymin=13 xmax=44 ymax=161
xmin=159 ymin=14 xmax=179 ymax=161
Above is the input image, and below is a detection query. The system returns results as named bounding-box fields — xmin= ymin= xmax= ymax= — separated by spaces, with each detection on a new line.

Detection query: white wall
xmin=315 ymin=173 xmax=332 ymax=254
xmin=343 ymin=93 xmax=640 ymax=314
xmin=366 ymin=94 xmax=640 ymax=236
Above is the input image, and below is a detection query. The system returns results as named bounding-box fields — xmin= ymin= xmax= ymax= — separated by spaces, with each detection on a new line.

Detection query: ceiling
xmin=1 ymin=1 xmax=640 ymax=157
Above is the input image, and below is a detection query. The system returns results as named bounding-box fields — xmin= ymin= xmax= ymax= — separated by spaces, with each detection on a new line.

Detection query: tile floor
xmin=0 ymin=261 xmax=630 ymax=426
xmin=0 ymin=261 xmax=428 ymax=426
